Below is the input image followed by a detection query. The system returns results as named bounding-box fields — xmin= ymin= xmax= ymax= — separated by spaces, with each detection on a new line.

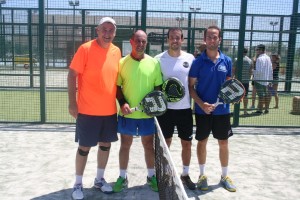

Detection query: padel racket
xmin=162 ymin=77 xmax=185 ymax=102
xmin=214 ymin=78 xmax=245 ymax=107
xmin=130 ymin=90 xmax=167 ymax=117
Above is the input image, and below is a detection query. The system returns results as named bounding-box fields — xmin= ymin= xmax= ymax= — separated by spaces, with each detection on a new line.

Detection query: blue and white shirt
xmin=189 ymin=49 xmax=232 ymax=115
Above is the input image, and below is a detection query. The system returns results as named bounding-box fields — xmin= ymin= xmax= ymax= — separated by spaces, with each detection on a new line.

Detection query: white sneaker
xmin=94 ymin=178 xmax=113 ymax=194
xmin=72 ymin=184 xmax=84 ymax=200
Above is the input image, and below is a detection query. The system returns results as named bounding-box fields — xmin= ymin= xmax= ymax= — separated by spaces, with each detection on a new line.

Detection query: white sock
xmin=120 ymin=169 xmax=127 ymax=178
xmin=199 ymin=164 xmax=205 ymax=176
xmin=147 ymin=168 xmax=155 ymax=178
xmin=182 ymin=165 xmax=189 ymax=176
xmin=75 ymin=175 xmax=83 ymax=186
xmin=222 ymin=167 xmax=228 ymax=178
xmin=96 ymin=168 xmax=105 ymax=180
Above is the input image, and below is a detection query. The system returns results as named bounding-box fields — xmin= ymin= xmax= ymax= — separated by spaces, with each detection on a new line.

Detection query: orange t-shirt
xmin=70 ymin=39 xmax=121 ymax=116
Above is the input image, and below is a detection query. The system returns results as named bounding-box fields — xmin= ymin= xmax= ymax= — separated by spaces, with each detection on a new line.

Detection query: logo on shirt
xmin=218 ymin=65 xmax=227 ymax=72
xmin=183 ymin=61 xmax=189 ymax=68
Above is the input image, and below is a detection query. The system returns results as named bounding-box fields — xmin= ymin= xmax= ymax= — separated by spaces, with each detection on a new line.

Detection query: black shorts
xmin=156 ymin=108 xmax=193 ymax=141
xmin=195 ymin=114 xmax=233 ymax=141
xmin=75 ymin=113 xmax=118 ymax=147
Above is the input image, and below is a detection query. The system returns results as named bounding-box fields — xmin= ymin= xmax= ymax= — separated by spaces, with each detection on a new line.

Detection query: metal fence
xmin=0 ymin=0 xmax=299 ymax=127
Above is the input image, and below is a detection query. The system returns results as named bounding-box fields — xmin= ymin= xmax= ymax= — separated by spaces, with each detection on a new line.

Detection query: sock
xmin=96 ymin=168 xmax=105 ymax=180
xmin=182 ymin=165 xmax=189 ymax=176
xmin=199 ymin=164 xmax=205 ymax=176
xmin=120 ymin=169 xmax=127 ymax=178
xmin=222 ymin=167 xmax=228 ymax=178
xmin=147 ymin=168 xmax=155 ymax=178
xmin=75 ymin=175 xmax=83 ymax=186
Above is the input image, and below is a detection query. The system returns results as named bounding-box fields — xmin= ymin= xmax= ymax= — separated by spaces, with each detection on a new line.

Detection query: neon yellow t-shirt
xmin=117 ymin=54 xmax=163 ymax=119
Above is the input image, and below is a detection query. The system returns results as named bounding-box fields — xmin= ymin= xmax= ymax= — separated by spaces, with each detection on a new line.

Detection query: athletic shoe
xmin=113 ymin=176 xmax=128 ymax=193
xmin=264 ymin=110 xmax=269 ymax=114
xmin=180 ymin=175 xmax=196 ymax=190
xmin=94 ymin=178 xmax=113 ymax=194
xmin=250 ymin=105 xmax=255 ymax=109
xmin=197 ymin=175 xmax=208 ymax=191
xmin=72 ymin=184 xmax=84 ymax=200
xmin=147 ymin=175 xmax=158 ymax=192
xmin=220 ymin=176 xmax=236 ymax=192
xmin=253 ymin=110 xmax=263 ymax=115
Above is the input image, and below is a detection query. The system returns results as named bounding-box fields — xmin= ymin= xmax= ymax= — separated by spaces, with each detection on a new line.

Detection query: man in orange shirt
xmin=68 ymin=17 xmax=121 ymax=200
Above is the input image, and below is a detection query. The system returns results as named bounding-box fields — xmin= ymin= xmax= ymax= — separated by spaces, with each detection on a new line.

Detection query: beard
xmin=170 ymin=43 xmax=180 ymax=51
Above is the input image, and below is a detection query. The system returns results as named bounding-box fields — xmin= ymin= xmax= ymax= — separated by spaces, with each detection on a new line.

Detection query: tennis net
xmin=154 ymin=117 xmax=190 ymax=200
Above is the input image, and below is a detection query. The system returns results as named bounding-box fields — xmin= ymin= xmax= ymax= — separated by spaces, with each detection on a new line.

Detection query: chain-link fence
xmin=0 ymin=0 xmax=299 ymax=126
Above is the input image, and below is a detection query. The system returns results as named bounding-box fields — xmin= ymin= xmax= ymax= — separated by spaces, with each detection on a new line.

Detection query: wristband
xmin=118 ymin=98 xmax=128 ymax=107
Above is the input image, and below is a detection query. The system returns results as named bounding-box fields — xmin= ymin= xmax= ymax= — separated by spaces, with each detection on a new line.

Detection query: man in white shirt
xmin=252 ymin=44 xmax=273 ymax=114
xmin=155 ymin=27 xmax=196 ymax=190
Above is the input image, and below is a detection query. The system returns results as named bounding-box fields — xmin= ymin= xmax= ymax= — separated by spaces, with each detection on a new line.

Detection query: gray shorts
xmin=75 ymin=113 xmax=118 ymax=147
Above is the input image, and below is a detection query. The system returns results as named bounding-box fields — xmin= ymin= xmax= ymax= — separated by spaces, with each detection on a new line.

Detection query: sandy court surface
xmin=0 ymin=124 xmax=300 ymax=200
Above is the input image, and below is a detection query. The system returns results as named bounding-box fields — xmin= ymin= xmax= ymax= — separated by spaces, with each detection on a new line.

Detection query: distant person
xmin=188 ymin=25 xmax=236 ymax=192
xmin=155 ymin=27 xmax=196 ymax=190
xmin=113 ymin=30 xmax=163 ymax=193
xmin=68 ymin=17 xmax=121 ymax=200
xmin=233 ymin=48 xmax=253 ymax=115
xmin=252 ymin=44 xmax=273 ymax=114
xmin=250 ymin=56 xmax=257 ymax=109
xmin=194 ymin=41 xmax=207 ymax=58
xmin=270 ymin=53 xmax=280 ymax=108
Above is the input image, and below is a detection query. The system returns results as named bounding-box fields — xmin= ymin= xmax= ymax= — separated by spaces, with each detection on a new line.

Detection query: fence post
xmin=232 ymin=0 xmax=248 ymax=127
xmin=39 ymin=0 xmax=46 ymax=123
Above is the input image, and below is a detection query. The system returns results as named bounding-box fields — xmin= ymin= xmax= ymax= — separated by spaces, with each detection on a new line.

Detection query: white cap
xmin=98 ymin=17 xmax=116 ymax=28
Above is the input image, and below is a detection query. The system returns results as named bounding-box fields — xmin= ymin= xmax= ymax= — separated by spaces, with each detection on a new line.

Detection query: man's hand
xmin=121 ymin=103 xmax=132 ymax=115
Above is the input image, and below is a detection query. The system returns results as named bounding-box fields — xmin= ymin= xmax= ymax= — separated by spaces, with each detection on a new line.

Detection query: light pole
xmin=68 ymin=1 xmax=79 ymax=55
xmin=189 ymin=6 xmax=200 ymax=54
xmin=175 ymin=17 xmax=184 ymax=27
xmin=0 ymin=0 xmax=6 ymax=61
xmin=270 ymin=21 xmax=278 ymax=45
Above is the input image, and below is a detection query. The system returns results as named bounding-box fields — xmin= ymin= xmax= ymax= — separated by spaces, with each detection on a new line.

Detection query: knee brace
xmin=99 ymin=145 xmax=110 ymax=151
xmin=78 ymin=148 xmax=89 ymax=156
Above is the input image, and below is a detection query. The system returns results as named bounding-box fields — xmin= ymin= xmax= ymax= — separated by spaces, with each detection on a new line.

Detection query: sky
xmin=1 ymin=0 xmax=295 ymax=15
xmin=1 ymin=0 xmax=298 ymax=47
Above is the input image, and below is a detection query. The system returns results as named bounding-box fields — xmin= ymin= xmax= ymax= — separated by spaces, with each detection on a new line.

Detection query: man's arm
xmin=67 ymin=68 xmax=78 ymax=119
xmin=188 ymin=77 xmax=214 ymax=114
xmin=117 ymin=86 xmax=131 ymax=115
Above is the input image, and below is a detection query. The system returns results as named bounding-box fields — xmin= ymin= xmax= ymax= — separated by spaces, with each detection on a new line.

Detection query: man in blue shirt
xmin=188 ymin=25 xmax=236 ymax=192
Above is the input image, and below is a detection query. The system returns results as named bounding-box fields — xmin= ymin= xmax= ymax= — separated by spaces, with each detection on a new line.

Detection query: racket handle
xmin=130 ymin=107 xmax=137 ymax=112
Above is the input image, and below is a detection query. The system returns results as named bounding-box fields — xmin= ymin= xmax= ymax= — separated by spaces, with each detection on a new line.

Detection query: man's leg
xmin=142 ymin=134 xmax=158 ymax=192
xmin=196 ymin=138 xmax=209 ymax=190
xmin=218 ymin=139 xmax=229 ymax=170
xmin=218 ymin=139 xmax=236 ymax=192
xmin=119 ymin=134 xmax=133 ymax=171
xmin=76 ymin=146 xmax=91 ymax=178
xmin=243 ymin=96 xmax=248 ymax=114
xmin=181 ymin=140 xmax=192 ymax=170
xmin=97 ymin=142 xmax=111 ymax=170
xmin=113 ymin=134 xmax=132 ymax=193
xmin=141 ymin=134 xmax=155 ymax=169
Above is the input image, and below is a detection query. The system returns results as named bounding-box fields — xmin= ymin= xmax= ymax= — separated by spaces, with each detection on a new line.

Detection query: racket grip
xmin=130 ymin=108 xmax=136 ymax=112
xmin=214 ymin=102 xmax=223 ymax=107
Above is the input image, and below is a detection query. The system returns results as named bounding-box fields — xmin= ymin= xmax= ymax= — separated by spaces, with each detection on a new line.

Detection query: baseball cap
xmin=98 ymin=17 xmax=116 ymax=28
